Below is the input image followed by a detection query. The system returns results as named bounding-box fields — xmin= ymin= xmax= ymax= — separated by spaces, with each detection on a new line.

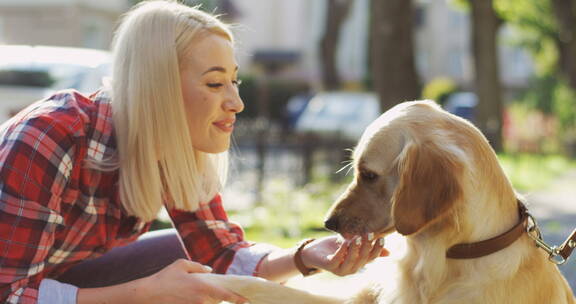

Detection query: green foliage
xmin=517 ymin=75 xmax=576 ymax=139
xmin=504 ymin=102 xmax=560 ymax=154
xmin=497 ymin=0 xmax=576 ymax=144
xmin=496 ymin=0 xmax=558 ymax=75
xmin=520 ymin=74 xmax=557 ymax=114
xmin=552 ymin=81 xmax=576 ymax=134
xmin=448 ymin=0 xmax=470 ymax=11
xmin=422 ymin=77 xmax=458 ymax=105
xmin=498 ymin=153 xmax=576 ymax=191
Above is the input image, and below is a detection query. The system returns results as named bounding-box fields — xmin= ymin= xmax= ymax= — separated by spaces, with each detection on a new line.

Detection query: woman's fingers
xmin=337 ymin=235 xmax=388 ymax=275
xmin=147 ymin=259 xmax=248 ymax=304
xmin=307 ymin=234 xmax=389 ymax=277
xmin=175 ymin=260 xmax=248 ymax=303
xmin=368 ymin=237 xmax=388 ymax=260
xmin=350 ymin=235 xmax=374 ymax=270
xmin=333 ymin=236 xmax=362 ymax=275
xmin=326 ymin=238 xmax=348 ymax=266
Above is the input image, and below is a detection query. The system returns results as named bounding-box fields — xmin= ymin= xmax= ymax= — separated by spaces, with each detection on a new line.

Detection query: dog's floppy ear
xmin=392 ymin=142 xmax=463 ymax=235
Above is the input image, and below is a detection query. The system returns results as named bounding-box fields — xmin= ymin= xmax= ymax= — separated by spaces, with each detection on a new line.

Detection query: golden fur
xmin=204 ymin=100 xmax=575 ymax=304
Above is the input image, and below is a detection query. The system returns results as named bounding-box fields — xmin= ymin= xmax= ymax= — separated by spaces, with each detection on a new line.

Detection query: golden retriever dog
xmin=322 ymin=100 xmax=575 ymax=303
xmin=205 ymin=100 xmax=575 ymax=304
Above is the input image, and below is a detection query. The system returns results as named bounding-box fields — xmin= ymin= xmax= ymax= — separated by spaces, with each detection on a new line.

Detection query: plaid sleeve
xmin=167 ymin=194 xmax=253 ymax=273
xmin=0 ymin=116 xmax=77 ymax=303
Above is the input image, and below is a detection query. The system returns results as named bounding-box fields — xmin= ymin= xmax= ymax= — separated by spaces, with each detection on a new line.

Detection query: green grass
xmin=229 ymin=177 xmax=350 ymax=248
xmin=498 ymin=153 xmax=576 ymax=191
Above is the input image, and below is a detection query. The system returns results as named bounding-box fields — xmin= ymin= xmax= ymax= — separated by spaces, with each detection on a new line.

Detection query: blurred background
xmin=0 ymin=0 xmax=575 ymax=289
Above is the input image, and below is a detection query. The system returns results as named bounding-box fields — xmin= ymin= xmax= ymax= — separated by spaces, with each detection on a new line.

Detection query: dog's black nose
xmin=324 ymin=218 xmax=339 ymax=231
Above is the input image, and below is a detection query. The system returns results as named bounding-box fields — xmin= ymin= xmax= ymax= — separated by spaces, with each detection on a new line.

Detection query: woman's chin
xmin=193 ymin=142 xmax=230 ymax=154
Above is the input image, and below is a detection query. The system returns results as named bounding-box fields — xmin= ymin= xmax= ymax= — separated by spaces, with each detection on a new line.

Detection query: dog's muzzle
xmin=324 ymin=217 xmax=339 ymax=232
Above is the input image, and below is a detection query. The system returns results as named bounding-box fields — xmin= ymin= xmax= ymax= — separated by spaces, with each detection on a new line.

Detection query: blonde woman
xmin=0 ymin=1 xmax=387 ymax=303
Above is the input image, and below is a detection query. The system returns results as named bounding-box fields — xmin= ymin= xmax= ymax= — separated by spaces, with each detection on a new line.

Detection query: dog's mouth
xmin=340 ymin=233 xmax=356 ymax=240
xmin=377 ymin=225 xmax=396 ymax=237
xmin=339 ymin=225 xmax=396 ymax=241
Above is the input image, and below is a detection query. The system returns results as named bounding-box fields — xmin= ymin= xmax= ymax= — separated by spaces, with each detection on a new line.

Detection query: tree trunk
xmin=320 ymin=0 xmax=353 ymax=90
xmin=369 ymin=0 xmax=420 ymax=112
xmin=470 ymin=0 xmax=504 ymax=152
xmin=551 ymin=0 xmax=576 ymax=90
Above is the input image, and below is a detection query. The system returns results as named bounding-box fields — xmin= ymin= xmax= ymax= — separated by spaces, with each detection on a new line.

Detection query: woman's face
xmin=180 ymin=34 xmax=244 ymax=154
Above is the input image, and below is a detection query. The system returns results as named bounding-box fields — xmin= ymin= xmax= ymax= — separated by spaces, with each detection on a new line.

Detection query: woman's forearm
xmin=77 ymin=277 xmax=148 ymax=304
xmin=254 ymin=247 xmax=301 ymax=282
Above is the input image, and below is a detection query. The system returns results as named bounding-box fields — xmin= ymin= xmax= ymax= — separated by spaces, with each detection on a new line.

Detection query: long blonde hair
xmin=109 ymin=0 xmax=233 ymax=221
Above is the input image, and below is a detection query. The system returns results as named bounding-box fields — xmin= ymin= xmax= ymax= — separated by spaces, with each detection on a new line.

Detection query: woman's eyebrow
xmin=202 ymin=66 xmax=239 ymax=75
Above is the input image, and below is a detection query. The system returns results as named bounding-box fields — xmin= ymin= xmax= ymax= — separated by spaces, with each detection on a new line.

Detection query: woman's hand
xmin=300 ymin=234 xmax=388 ymax=276
xmin=143 ymin=259 xmax=248 ymax=304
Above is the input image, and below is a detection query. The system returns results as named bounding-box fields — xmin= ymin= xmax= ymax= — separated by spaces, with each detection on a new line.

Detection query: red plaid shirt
xmin=0 ymin=90 xmax=255 ymax=303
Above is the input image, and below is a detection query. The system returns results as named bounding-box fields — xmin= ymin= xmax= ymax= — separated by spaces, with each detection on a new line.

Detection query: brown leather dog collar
xmin=446 ymin=201 xmax=528 ymax=259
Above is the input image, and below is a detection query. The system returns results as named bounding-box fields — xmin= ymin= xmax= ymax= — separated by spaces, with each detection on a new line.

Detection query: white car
xmin=0 ymin=45 xmax=110 ymax=123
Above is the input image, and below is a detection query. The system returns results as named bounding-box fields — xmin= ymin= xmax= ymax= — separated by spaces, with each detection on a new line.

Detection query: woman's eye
xmin=207 ymin=83 xmax=223 ymax=88
xmin=232 ymin=79 xmax=242 ymax=87
xmin=360 ymin=170 xmax=378 ymax=182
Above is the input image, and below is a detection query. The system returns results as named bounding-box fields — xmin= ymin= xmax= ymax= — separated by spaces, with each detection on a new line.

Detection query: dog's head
xmin=325 ymin=100 xmax=473 ymax=237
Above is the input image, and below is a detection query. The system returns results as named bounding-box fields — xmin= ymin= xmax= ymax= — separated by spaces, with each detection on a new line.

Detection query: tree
xmin=369 ymin=0 xmax=420 ymax=112
xmin=320 ymin=0 xmax=354 ymax=90
xmin=469 ymin=0 xmax=504 ymax=152
xmin=551 ymin=0 xmax=576 ymax=89
xmin=497 ymin=0 xmax=576 ymax=148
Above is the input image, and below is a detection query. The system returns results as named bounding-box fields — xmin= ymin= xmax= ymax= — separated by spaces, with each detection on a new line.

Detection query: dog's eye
xmin=360 ymin=170 xmax=378 ymax=182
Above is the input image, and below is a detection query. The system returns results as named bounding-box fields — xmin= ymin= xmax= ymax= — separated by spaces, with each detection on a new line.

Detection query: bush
xmin=515 ymin=74 xmax=576 ymax=155
xmin=422 ymin=77 xmax=457 ymax=105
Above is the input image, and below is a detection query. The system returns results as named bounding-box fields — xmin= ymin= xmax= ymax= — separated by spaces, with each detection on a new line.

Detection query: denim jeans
xmin=56 ymin=229 xmax=187 ymax=288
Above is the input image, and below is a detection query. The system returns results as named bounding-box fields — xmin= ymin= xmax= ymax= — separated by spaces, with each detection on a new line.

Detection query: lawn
xmin=498 ymin=153 xmax=576 ymax=191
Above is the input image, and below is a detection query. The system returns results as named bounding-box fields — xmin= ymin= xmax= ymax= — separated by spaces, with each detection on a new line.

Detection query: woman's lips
xmin=213 ymin=118 xmax=235 ymax=132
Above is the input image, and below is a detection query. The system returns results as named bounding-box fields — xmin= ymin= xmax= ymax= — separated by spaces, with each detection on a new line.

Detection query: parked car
xmin=443 ymin=91 xmax=478 ymax=122
xmin=0 ymin=45 xmax=110 ymax=123
xmin=293 ymin=91 xmax=479 ymax=143
xmin=294 ymin=92 xmax=381 ymax=142
xmin=285 ymin=93 xmax=314 ymax=130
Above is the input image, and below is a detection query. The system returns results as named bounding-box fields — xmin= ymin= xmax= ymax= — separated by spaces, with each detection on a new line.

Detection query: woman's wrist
xmin=294 ymin=238 xmax=320 ymax=276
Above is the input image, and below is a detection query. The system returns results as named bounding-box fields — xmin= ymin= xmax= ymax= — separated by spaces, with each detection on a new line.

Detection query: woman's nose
xmin=224 ymin=89 xmax=244 ymax=113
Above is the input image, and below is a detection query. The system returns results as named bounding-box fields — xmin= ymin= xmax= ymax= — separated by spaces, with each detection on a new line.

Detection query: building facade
xmin=0 ymin=0 xmax=128 ymax=50
xmin=231 ymin=0 xmax=533 ymax=92
xmin=0 ymin=0 xmax=533 ymax=92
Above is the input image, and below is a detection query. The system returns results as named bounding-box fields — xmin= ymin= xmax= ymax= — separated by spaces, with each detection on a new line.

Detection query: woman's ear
xmin=391 ymin=143 xmax=463 ymax=235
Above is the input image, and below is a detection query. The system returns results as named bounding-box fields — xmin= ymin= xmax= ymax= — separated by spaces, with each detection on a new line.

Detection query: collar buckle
xmin=526 ymin=213 xmax=569 ymax=265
